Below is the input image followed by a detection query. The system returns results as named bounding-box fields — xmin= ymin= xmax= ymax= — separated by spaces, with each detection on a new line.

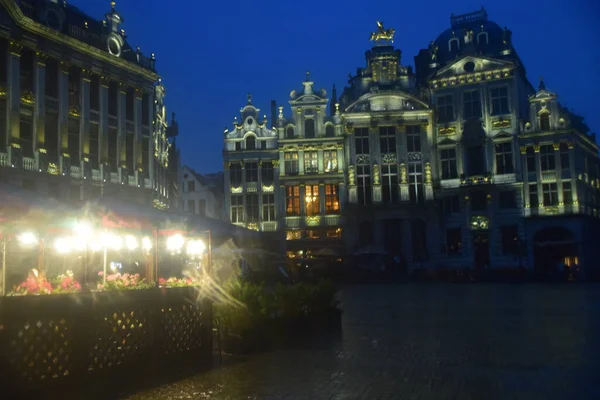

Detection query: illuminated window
xmin=246 ymin=194 xmax=259 ymax=222
xmin=246 ymin=135 xmax=256 ymax=150
xmin=284 ymin=152 xmax=299 ymax=175
xmin=379 ymin=126 xmax=396 ymax=154
xmin=463 ymin=90 xmax=481 ymax=119
xmin=245 ymin=162 xmax=258 ymax=182
xmin=230 ymin=195 xmax=243 ymax=223
xmin=325 ymin=184 xmax=339 ymax=213
xmin=305 ymin=119 xmax=315 ymax=138
xmin=542 ymin=183 xmax=558 ymax=206
xmin=305 ymin=184 xmax=320 ymax=216
xmin=285 ymin=230 xmax=301 ymax=240
xmin=306 ymin=229 xmax=321 ymax=239
xmin=286 ymin=186 xmax=300 ymax=216
xmin=540 ymin=113 xmax=550 ymax=131
xmin=437 ymin=96 xmax=454 ymax=123
xmin=324 ymin=150 xmax=337 ymax=172
xmin=440 ymin=148 xmax=457 ymax=179
xmin=355 ymin=128 xmax=369 ymax=154
xmin=326 ymin=228 xmax=342 ymax=239
xmin=406 ymin=125 xmax=422 ymax=152
xmin=262 ymin=194 xmax=275 ymax=221
xmin=495 ymin=142 xmax=514 ymax=174
xmin=304 ymin=151 xmax=318 ymax=174
xmin=490 ymin=87 xmax=509 ymax=115
xmin=540 ymin=145 xmax=555 ymax=171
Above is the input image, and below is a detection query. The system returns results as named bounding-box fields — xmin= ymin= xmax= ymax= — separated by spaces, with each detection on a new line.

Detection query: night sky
xmin=81 ymin=0 xmax=599 ymax=173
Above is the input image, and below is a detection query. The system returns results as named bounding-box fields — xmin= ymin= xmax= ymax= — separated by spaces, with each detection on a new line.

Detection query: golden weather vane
xmin=369 ymin=21 xmax=395 ymax=44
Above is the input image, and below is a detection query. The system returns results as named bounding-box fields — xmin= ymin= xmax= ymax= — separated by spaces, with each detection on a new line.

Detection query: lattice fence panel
xmin=6 ymin=317 xmax=74 ymax=381
xmin=161 ymin=304 xmax=204 ymax=355
xmin=88 ymin=309 xmax=151 ymax=371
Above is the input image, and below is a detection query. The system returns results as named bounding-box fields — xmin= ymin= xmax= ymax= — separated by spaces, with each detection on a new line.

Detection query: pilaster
xmin=319 ymin=182 xmax=326 ymax=214
xmin=8 ymin=40 xmax=21 ymax=144
xmin=553 ymin=143 xmax=563 ymax=205
xmin=317 ymin=148 xmax=324 ymax=173
xmin=278 ymin=151 xmax=285 ymax=176
xmin=99 ymin=76 xmax=110 ymax=179
xmin=146 ymin=89 xmax=155 ymax=183
xmin=534 ymin=144 xmax=542 ymax=205
xmin=299 ymin=184 xmax=306 ymax=215
xmin=58 ymin=61 xmax=70 ymax=174
xmin=336 ymin=145 xmax=344 ymax=172
xmin=568 ymin=142 xmax=578 ymax=204
xmin=298 ymin=149 xmax=305 ymax=175
xmin=117 ymin=82 xmax=127 ymax=170
xmin=399 ymin=162 xmax=409 ymax=202
xmin=34 ymin=51 xmax=47 ymax=171
xmin=134 ymin=88 xmax=143 ymax=184
xmin=521 ymin=146 xmax=529 ymax=208
xmin=79 ymin=68 xmax=91 ymax=170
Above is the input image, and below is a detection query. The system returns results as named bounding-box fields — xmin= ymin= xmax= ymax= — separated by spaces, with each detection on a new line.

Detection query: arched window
xmin=325 ymin=125 xmax=335 ymax=137
xmin=245 ymin=135 xmax=256 ymax=150
xmin=540 ymin=113 xmax=550 ymax=131
xmin=305 ymin=119 xmax=315 ymax=138
xmin=449 ymin=38 xmax=460 ymax=52
xmin=286 ymin=127 xmax=295 ymax=139
xmin=477 ymin=32 xmax=489 ymax=45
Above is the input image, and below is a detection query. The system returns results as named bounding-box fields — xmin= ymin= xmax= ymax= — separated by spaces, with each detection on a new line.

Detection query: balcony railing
xmin=22 ymin=157 xmax=36 ymax=171
xmin=70 ymin=165 xmax=82 ymax=179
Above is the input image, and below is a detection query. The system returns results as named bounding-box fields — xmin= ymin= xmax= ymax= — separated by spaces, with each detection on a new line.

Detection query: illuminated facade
xmin=222 ymin=9 xmax=600 ymax=275
xmin=0 ymin=0 xmax=175 ymax=208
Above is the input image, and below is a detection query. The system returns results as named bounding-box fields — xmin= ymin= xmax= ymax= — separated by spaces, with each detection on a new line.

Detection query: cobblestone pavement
xmin=128 ymin=284 xmax=600 ymax=400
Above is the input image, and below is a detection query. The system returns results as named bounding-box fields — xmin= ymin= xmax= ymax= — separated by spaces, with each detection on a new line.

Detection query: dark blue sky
xmin=82 ymin=0 xmax=599 ymax=173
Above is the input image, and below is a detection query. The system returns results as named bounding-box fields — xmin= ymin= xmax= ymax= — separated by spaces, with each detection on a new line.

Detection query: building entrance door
xmin=473 ymin=233 xmax=490 ymax=270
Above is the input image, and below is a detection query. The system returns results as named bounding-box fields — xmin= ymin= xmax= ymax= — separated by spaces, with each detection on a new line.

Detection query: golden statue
xmin=370 ymin=21 xmax=395 ymax=44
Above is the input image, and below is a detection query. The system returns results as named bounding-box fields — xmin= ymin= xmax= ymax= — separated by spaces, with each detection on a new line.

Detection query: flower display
xmin=98 ymin=272 xmax=155 ymax=291
xmin=51 ymin=272 xmax=82 ymax=294
xmin=11 ymin=276 xmax=53 ymax=296
xmin=158 ymin=276 xmax=200 ymax=288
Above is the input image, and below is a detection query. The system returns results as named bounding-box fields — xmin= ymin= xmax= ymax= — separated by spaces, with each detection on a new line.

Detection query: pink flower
xmin=158 ymin=278 xmax=166 ymax=285
xmin=97 ymin=284 xmax=104 ymax=290
xmin=98 ymin=271 xmax=104 ymax=276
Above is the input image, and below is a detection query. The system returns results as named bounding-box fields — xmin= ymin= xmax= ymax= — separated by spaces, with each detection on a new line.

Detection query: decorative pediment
xmin=344 ymin=91 xmax=429 ymax=113
xmin=437 ymin=137 xmax=458 ymax=147
xmin=433 ymin=56 xmax=514 ymax=80
xmin=491 ymin=130 xmax=513 ymax=140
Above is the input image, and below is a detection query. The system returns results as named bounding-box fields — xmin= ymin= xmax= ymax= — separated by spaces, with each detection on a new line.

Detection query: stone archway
xmin=533 ymin=226 xmax=577 ymax=274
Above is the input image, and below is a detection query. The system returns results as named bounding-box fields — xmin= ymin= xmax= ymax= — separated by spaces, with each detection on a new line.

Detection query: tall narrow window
xmin=381 ymin=164 xmax=399 ymax=204
xmin=437 ymin=95 xmax=454 ymax=122
xmin=540 ymin=113 xmax=550 ymax=131
xmin=357 ymin=165 xmax=372 ymax=205
xmin=67 ymin=117 xmax=79 ymax=164
xmin=89 ymin=123 xmax=99 ymax=169
xmin=379 ymin=126 xmax=396 ymax=154
xmin=406 ymin=125 xmax=422 ymax=152
xmin=325 ymin=184 xmax=340 ymax=213
xmin=142 ymin=136 xmax=150 ymax=171
xmin=495 ymin=142 xmax=514 ymax=174
xmin=230 ymin=195 xmax=243 ymax=223
xmin=245 ymin=135 xmax=256 ymax=150
xmin=463 ymin=90 xmax=481 ymax=119
xmin=108 ymin=127 xmax=118 ymax=168
xmin=126 ymin=132 xmax=134 ymax=171
xmin=245 ymin=162 xmax=258 ymax=182
xmin=490 ymin=87 xmax=509 ymax=115
xmin=542 ymin=183 xmax=558 ymax=206
xmin=526 ymin=147 xmax=536 ymax=173
xmin=563 ymin=181 xmax=572 ymax=204
xmin=440 ymin=148 xmax=458 ymax=179
xmin=304 ymin=151 xmax=318 ymax=174
xmin=540 ymin=145 xmax=555 ymax=171
xmin=230 ymin=163 xmax=242 ymax=186
xmin=408 ymin=162 xmax=423 ymax=204
xmin=261 ymin=161 xmax=274 ymax=184
xmin=304 ymin=119 xmax=315 ymax=138
xmin=286 ymin=127 xmax=294 ymax=139
xmin=246 ymin=194 xmax=259 ymax=222
xmin=284 ymin=152 xmax=299 ymax=175
xmin=20 ymin=107 xmax=34 ymax=158
xmin=529 ymin=183 xmax=539 ymax=207
xmin=187 ymin=180 xmax=195 ymax=192
xmin=45 ymin=58 xmax=58 ymax=98
xmin=355 ymin=128 xmax=369 ymax=154
xmin=467 ymin=145 xmax=485 ymax=176
xmin=559 ymin=143 xmax=570 ymax=171
xmin=305 ymin=185 xmax=320 ymax=216
xmin=262 ymin=194 xmax=275 ymax=221
xmin=125 ymin=88 xmax=134 ymax=121
xmin=286 ymin=186 xmax=300 ymax=216
xmin=324 ymin=150 xmax=338 ymax=172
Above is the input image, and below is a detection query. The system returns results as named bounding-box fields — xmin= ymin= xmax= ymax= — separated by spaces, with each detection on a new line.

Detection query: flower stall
xmin=0 ymin=184 xmax=217 ymax=397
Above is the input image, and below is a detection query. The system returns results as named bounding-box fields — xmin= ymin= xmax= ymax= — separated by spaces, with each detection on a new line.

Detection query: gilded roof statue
xmin=369 ymin=21 xmax=395 ymax=44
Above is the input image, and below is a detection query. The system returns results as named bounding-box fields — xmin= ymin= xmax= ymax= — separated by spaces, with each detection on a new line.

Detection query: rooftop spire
xmin=247 ymin=93 xmax=252 ymax=104
xmin=302 ymin=71 xmax=314 ymax=95
xmin=538 ymin=76 xmax=546 ymax=91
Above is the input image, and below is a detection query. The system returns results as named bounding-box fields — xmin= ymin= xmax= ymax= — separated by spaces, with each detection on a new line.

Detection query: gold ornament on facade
xmin=231 ymin=186 xmax=243 ymax=194
xmin=400 ymin=163 xmax=407 ymax=184
xmin=35 ymin=51 xmax=48 ymax=66
xmin=100 ymin=75 xmax=111 ymax=87
xmin=272 ymin=160 xmax=280 ymax=168
xmin=69 ymin=107 xmax=81 ymax=117
xmin=59 ymin=60 xmax=71 ymax=73
xmin=223 ymin=162 xmax=230 ymax=170
xmin=520 ymin=146 xmax=527 ymax=154
xmin=81 ymin=68 xmax=93 ymax=82
xmin=439 ymin=126 xmax=455 ymax=135
xmin=262 ymin=185 xmax=274 ymax=193
xmin=134 ymin=88 xmax=143 ymax=99
xmin=118 ymin=82 xmax=127 ymax=94
xmin=492 ymin=119 xmax=511 ymax=129
xmin=348 ymin=165 xmax=356 ymax=186
xmin=369 ymin=21 xmax=395 ymax=43
xmin=344 ymin=125 xmax=353 ymax=134
xmin=533 ymin=145 xmax=541 ymax=153
xmin=0 ymin=83 xmax=7 ymax=97
xmin=47 ymin=163 xmax=59 ymax=176
xmin=552 ymin=143 xmax=560 ymax=151
xmin=424 ymin=162 xmax=432 ymax=184
xmin=567 ymin=142 xmax=574 ymax=149
xmin=305 ymin=216 xmax=321 ymax=227
xmin=20 ymin=90 xmax=35 ymax=105
xmin=8 ymin=40 xmax=22 ymax=56
xmin=247 ymin=223 xmax=259 ymax=231
xmin=373 ymin=164 xmax=381 ymax=185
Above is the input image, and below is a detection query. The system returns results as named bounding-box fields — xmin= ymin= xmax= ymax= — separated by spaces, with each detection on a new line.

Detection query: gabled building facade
xmin=181 ymin=165 xmax=223 ymax=220
xmin=0 ymin=0 xmax=175 ymax=208
xmin=221 ymin=9 xmax=600 ymax=278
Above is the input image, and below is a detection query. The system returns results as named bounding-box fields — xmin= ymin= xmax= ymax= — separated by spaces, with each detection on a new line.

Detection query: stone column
xmin=7 ymin=40 xmax=21 ymax=164
xmin=79 ymin=68 xmax=91 ymax=171
xmin=372 ymin=163 xmax=382 ymax=203
xmin=298 ymin=148 xmax=305 ymax=175
xmin=336 ymin=145 xmax=344 ymax=172
xmin=34 ymin=51 xmax=47 ymax=171
xmin=223 ymin=162 xmax=231 ymax=222
xmin=534 ymin=145 xmax=542 ymax=206
xmin=338 ymin=182 xmax=346 ymax=212
xmin=568 ymin=142 xmax=578 ymax=205
xmin=146 ymin=89 xmax=155 ymax=184
xmin=278 ymin=151 xmax=285 ymax=176
xmin=319 ymin=183 xmax=326 ymax=214
xmin=521 ymin=146 xmax=530 ymax=210
xmin=317 ymin=148 xmax=324 ymax=173
xmin=399 ymin=162 xmax=409 ymax=202
xmin=346 ymin=127 xmax=355 ymax=165
xmin=117 ymin=83 xmax=127 ymax=174
xmin=424 ymin=161 xmax=433 ymax=200
xmin=258 ymin=160 xmax=264 ymax=222
xmin=58 ymin=61 xmax=70 ymax=174
xmin=299 ymin=184 xmax=306 ymax=215
xmin=553 ymin=143 xmax=563 ymax=205
xmin=241 ymin=161 xmax=246 ymax=223
xmin=279 ymin=184 xmax=286 ymax=219
xmin=99 ymin=76 xmax=110 ymax=180
xmin=134 ymin=88 xmax=143 ymax=184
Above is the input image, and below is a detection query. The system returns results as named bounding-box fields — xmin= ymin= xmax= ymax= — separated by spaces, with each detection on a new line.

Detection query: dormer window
xmin=286 ymin=127 xmax=295 ymax=139
xmin=540 ymin=113 xmax=550 ymax=131
xmin=477 ymin=32 xmax=489 ymax=45
xmin=246 ymin=136 xmax=256 ymax=150
xmin=235 ymin=142 xmax=242 ymax=151
xmin=325 ymin=125 xmax=335 ymax=137
xmin=305 ymin=119 xmax=315 ymax=138
xmin=449 ymin=38 xmax=460 ymax=52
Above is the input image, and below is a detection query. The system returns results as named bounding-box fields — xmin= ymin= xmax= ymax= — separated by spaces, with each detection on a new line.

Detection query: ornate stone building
xmin=0 ymin=0 xmax=175 ymax=208
xmin=222 ymin=9 xmax=600 ymax=276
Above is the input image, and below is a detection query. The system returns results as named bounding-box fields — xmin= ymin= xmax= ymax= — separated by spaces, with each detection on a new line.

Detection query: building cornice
xmin=429 ymin=67 xmax=514 ymax=90
xmin=1 ymin=0 xmax=159 ymax=81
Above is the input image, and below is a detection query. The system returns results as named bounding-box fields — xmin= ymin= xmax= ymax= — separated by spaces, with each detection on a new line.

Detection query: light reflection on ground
xmin=128 ymin=284 xmax=600 ymax=400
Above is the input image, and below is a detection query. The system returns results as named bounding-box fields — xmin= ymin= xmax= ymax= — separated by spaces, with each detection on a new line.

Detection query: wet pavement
xmin=128 ymin=284 xmax=600 ymax=400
